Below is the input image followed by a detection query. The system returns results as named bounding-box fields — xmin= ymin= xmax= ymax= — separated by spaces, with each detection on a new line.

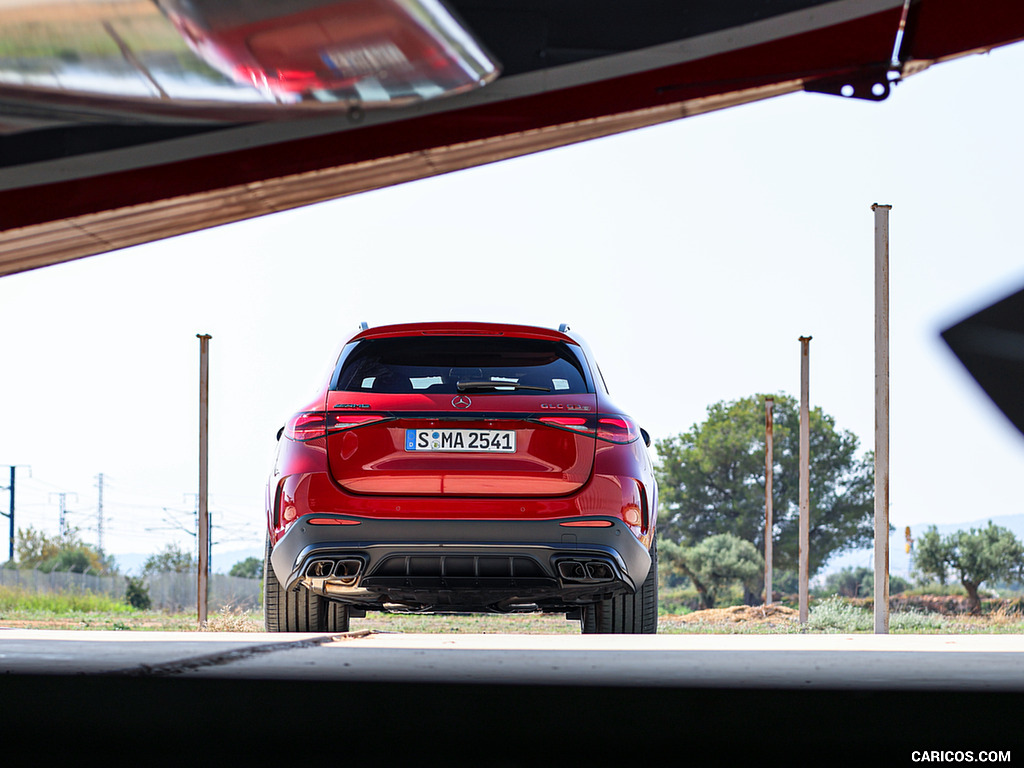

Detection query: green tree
xmin=822 ymin=566 xmax=909 ymax=598
xmin=143 ymin=542 xmax=195 ymax=575
xmin=229 ymin=557 xmax=262 ymax=579
xmin=823 ymin=566 xmax=869 ymax=597
xmin=13 ymin=526 xmax=113 ymax=574
xmin=912 ymin=522 xmax=1024 ymax=613
xmin=660 ymin=533 xmax=764 ymax=609
xmin=656 ymin=393 xmax=874 ymax=600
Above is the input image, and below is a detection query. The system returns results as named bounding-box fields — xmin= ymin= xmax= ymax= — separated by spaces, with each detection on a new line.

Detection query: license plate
xmin=405 ymin=429 xmax=516 ymax=453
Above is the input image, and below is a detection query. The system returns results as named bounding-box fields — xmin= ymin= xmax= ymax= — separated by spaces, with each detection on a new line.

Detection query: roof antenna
xmin=359 ymin=322 xmax=369 ymax=330
xmin=558 ymin=323 xmax=570 ymax=332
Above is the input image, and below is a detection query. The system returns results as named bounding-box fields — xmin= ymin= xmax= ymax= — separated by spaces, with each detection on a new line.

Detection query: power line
xmin=96 ymin=472 xmax=105 ymax=553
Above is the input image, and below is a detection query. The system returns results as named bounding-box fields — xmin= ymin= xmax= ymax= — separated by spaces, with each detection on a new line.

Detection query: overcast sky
xmin=2 ymin=42 xmax=1023 ymax=568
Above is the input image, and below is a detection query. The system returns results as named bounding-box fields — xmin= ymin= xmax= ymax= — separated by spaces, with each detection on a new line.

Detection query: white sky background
xmin=1 ymin=43 xmax=1023 ymax=565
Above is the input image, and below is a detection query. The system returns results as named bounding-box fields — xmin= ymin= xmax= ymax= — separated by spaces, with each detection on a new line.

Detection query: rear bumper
xmin=270 ymin=514 xmax=652 ymax=612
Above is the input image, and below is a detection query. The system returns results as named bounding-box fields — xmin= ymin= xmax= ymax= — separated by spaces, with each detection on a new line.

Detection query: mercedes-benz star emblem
xmin=452 ymin=395 xmax=472 ymax=409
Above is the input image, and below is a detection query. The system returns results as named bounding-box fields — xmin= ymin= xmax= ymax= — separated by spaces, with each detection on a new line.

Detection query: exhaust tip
xmin=558 ymin=561 xmax=588 ymax=581
xmin=305 ymin=557 xmax=364 ymax=586
xmin=557 ymin=558 xmax=616 ymax=584
xmin=333 ymin=558 xmax=363 ymax=585
xmin=306 ymin=559 xmax=335 ymax=578
xmin=585 ymin=562 xmax=613 ymax=581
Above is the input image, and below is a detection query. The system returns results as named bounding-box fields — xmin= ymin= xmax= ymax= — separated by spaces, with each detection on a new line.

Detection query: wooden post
xmin=872 ymin=203 xmax=891 ymax=634
xmin=798 ymin=337 xmax=812 ymax=624
xmin=197 ymin=333 xmax=211 ymax=628
xmin=764 ymin=396 xmax=774 ymax=605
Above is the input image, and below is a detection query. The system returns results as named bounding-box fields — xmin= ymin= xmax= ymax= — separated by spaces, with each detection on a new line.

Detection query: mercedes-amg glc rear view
xmin=264 ymin=321 xmax=658 ymax=633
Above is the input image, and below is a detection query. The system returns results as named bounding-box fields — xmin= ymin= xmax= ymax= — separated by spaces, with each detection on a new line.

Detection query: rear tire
xmin=321 ymin=598 xmax=351 ymax=633
xmin=581 ymin=539 xmax=658 ymax=634
xmin=264 ymin=536 xmax=350 ymax=632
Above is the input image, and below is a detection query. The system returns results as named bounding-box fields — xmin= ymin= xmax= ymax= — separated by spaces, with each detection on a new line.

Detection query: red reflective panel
xmin=559 ymin=520 xmax=614 ymax=528
xmin=308 ymin=517 xmax=362 ymax=525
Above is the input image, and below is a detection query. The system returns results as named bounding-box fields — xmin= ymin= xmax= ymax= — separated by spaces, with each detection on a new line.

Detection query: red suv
xmin=264 ymin=321 xmax=658 ymax=633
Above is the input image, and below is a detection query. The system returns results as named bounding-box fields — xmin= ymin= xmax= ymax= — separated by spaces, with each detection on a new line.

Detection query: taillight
xmin=530 ymin=413 xmax=641 ymax=443
xmin=285 ymin=411 xmax=391 ymax=441
xmin=285 ymin=412 xmax=328 ymax=441
xmin=596 ymin=415 xmax=641 ymax=444
xmin=327 ymin=413 xmax=390 ymax=431
xmin=535 ymin=416 xmax=594 ymax=434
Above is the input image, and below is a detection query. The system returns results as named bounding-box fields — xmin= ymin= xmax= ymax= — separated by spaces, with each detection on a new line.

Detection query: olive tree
xmin=659 ymin=533 xmax=764 ymax=610
xmin=912 ymin=522 xmax=1024 ymax=613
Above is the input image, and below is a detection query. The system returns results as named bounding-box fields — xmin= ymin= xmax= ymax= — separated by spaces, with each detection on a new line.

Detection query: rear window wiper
xmin=457 ymin=381 xmax=551 ymax=392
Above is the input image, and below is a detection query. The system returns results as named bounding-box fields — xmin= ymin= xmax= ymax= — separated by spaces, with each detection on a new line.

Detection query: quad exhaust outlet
xmin=305 ymin=557 xmax=364 ymax=587
xmin=557 ymin=558 xmax=617 ymax=584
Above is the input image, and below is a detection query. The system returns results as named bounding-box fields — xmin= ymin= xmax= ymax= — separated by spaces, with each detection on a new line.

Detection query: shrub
xmin=819 ymin=567 xmax=911 ymax=598
xmin=890 ymin=610 xmax=948 ymax=632
xmin=806 ymin=596 xmax=872 ymax=632
xmin=658 ymin=585 xmax=701 ymax=615
xmin=905 ymin=582 xmax=967 ymax=597
xmin=124 ymin=576 xmax=151 ymax=610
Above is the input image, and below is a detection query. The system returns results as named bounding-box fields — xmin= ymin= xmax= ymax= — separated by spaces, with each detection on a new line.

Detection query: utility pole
xmin=764 ymin=396 xmax=774 ymax=606
xmin=50 ymin=491 xmax=78 ymax=536
xmin=873 ymin=203 xmax=892 ymax=634
xmin=798 ymin=336 xmax=812 ymax=624
xmin=197 ymin=333 xmax=212 ymax=628
xmin=95 ymin=473 xmax=105 ymax=554
xmin=1 ymin=465 xmax=29 ymax=562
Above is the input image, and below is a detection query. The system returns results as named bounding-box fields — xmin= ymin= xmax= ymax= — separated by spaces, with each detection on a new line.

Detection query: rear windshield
xmin=332 ymin=336 xmax=592 ymax=395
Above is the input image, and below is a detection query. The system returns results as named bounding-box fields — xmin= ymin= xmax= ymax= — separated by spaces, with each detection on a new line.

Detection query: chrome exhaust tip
xmin=558 ymin=561 xmax=588 ymax=581
xmin=333 ymin=558 xmax=363 ymax=586
xmin=304 ymin=557 xmax=365 ymax=589
xmin=585 ymin=561 xmax=613 ymax=581
xmin=557 ymin=558 xmax=616 ymax=584
xmin=306 ymin=559 xmax=336 ymax=578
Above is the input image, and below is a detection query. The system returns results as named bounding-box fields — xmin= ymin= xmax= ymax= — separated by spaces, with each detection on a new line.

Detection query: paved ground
xmin=3 ymin=629 xmax=1024 ymax=688
xmin=2 ymin=629 xmax=1022 ymax=764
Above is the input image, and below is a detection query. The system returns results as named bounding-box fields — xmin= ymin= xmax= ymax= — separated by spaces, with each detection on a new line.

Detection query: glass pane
xmin=334 ymin=337 xmax=591 ymax=395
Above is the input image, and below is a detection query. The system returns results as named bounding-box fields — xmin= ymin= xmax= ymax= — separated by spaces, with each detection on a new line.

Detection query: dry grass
xmin=667 ymin=604 xmax=799 ymax=625
xmin=659 ymin=604 xmax=801 ymax=633
xmin=201 ymin=607 xmax=264 ymax=633
xmin=940 ymin=602 xmax=1024 ymax=632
